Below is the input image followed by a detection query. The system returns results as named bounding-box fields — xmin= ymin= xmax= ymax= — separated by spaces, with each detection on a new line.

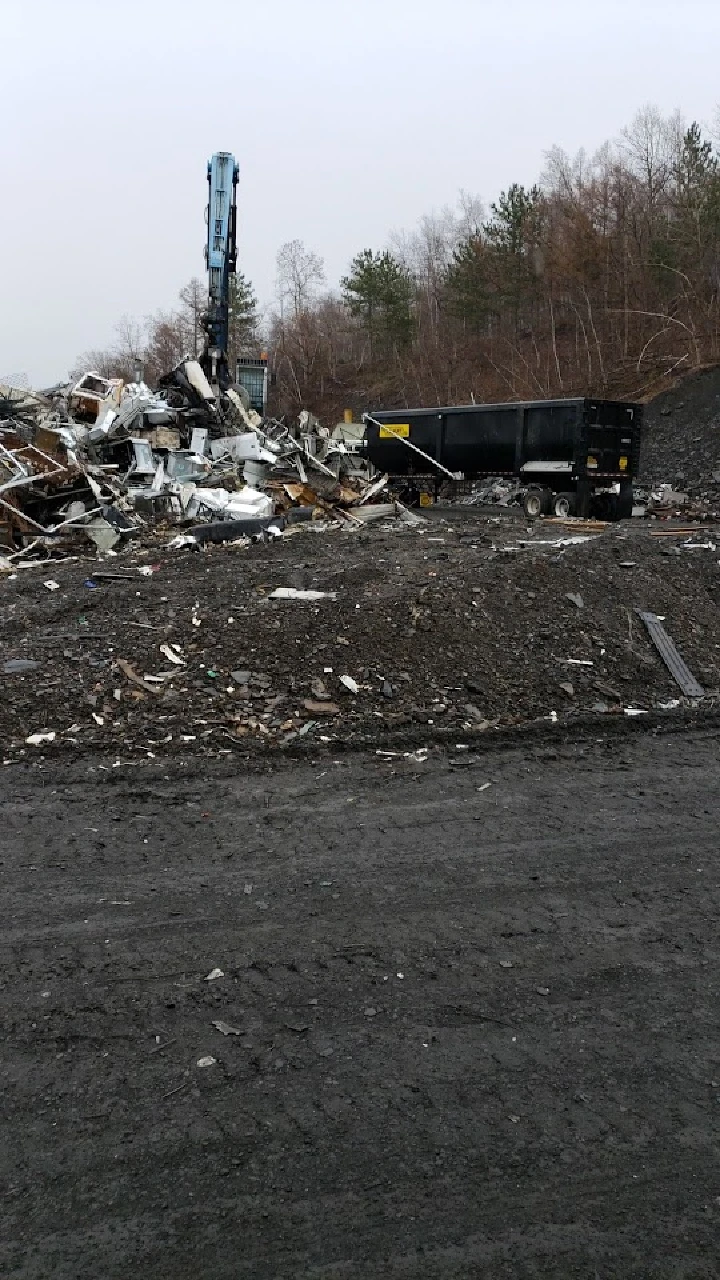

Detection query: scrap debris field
xmin=2 ymin=509 xmax=720 ymax=760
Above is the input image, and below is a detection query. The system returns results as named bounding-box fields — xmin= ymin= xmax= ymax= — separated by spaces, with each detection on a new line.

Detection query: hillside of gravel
xmin=642 ymin=364 xmax=720 ymax=486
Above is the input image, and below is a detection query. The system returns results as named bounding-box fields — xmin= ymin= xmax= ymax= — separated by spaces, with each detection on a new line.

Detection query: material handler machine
xmin=201 ymin=152 xmax=267 ymax=414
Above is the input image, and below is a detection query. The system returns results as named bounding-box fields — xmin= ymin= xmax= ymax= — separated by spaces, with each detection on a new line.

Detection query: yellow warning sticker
xmin=379 ymin=423 xmax=410 ymax=439
xmin=619 ymin=455 xmax=628 ymax=471
xmin=419 ymin=491 xmax=433 ymax=507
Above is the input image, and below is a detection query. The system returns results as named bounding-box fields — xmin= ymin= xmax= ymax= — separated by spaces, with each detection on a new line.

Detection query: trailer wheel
xmin=552 ymin=491 xmax=576 ymax=518
xmin=523 ymin=487 xmax=547 ymax=518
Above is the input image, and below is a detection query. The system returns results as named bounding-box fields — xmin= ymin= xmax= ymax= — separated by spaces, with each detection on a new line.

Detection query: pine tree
xmin=341 ymin=249 xmax=414 ymax=353
xmin=228 ymin=272 xmax=259 ymax=363
xmin=445 ymin=235 xmax=493 ymax=332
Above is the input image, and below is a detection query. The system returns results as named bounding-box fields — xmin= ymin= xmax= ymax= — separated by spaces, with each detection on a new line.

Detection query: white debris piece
xmin=209 ymin=434 xmax=276 ymax=464
xmin=204 ymin=967 xmax=224 ymax=981
xmin=184 ymin=485 xmax=273 ymax=521
xmin=184 ymin=360 xmax=216 ymax=403
xmin=159 ymin=643 xmax=185 ymax=666
xmin=25 ymin=731 xmax=57 ymax=746
xmin=340 ymin=675 xmax=358 ymax=694
xmin=269 ymin=588 xmax=337 ymax=601
xmin=516 ymin=536 xmax=599 ymax=548
xmin=167 ymin=534 xmax=198 ymax=549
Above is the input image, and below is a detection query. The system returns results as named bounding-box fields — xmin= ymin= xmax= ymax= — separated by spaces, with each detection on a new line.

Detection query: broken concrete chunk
xmin=212 ymin=1020 xmax=241 ymax=1037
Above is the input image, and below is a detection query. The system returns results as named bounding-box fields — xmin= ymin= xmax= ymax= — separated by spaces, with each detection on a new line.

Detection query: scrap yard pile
xmin=0 ymin=361 xmax=388 ymax=561
xmin=5 ymin=359 xmax=720 ymax=762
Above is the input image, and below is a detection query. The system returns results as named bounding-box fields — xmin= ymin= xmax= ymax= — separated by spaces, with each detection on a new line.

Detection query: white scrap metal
xmin=184 ymin=360 xmax=216 ymax=403
xmin=269 ymin=587 xmax=337 ymax=601
xmin=159 ymin=643 xmax=185 ymax=665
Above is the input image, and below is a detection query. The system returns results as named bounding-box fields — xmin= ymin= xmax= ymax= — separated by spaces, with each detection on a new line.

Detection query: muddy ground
xmin=2 ymin=510 xmax=720 ymax=762
xmin=2 ymin=726 xmax=720 ymax=1278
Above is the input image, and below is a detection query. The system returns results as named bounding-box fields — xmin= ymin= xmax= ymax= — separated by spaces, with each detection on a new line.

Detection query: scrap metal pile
xmin=0 ymin=362 xmax=389 ymax=562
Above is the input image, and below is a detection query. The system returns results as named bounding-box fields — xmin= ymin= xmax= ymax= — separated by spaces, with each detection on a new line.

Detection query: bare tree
xmin=178 ymin=277 xmax=205 ymax=357
xmin=621 ymin=104 xmax=684 ymax=212
xmin=144 ymin=311 xmax=188 ymax=383
xmin=456 ymin=189 xmax=485 ymax=239
xmin=540 ymin=146 xmax=590 ymax=203
xmin=275 ymin=240 xmax=325 ymax=317
xmin=68 ymin=350 xmax=125 ymax=381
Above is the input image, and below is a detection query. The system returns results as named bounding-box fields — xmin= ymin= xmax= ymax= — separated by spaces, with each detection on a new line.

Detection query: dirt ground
xmin=2 ymin=726 xmax=720 ymax=1278
xmin=2 ymin=510 xmax=720 ymax=763
xmin=4 ymin=506 xmax=720 ymax=1276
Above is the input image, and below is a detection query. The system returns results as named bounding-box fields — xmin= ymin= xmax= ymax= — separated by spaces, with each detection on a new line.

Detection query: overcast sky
xmin=2 ymin=0 xmax=719 ymax=386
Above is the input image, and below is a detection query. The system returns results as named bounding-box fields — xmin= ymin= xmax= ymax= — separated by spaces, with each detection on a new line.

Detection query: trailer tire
xmin=552 ymin=491 xmax=576 ymax=518
xmin=523 ymin=486 xmax=549 ymax=518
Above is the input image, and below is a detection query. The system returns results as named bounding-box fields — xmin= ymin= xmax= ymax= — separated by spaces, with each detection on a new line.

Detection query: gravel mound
xmin=2 ymin=512 xmax=718 ymax=762
xmin=642 ymin=365 xmax=720 ymax=487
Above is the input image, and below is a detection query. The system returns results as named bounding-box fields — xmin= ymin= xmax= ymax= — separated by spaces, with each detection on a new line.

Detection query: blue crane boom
xmin=202 ymin=151 xmax=239 ymax=388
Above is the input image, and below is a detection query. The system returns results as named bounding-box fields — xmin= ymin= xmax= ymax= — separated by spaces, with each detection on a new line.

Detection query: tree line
xmin=74 ymin=105 xmax=720 ymax=420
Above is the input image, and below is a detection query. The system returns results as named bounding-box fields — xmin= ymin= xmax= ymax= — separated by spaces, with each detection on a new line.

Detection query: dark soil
xmin=642 ymin=365 xmax=720 ymax=487
xmin=2 ymin=512 xmax=720 ymax=763
xmin=2 ymin=728 xmax=720 ymax=1278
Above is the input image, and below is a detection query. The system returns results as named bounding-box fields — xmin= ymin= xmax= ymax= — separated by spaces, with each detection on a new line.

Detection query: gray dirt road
xmin=2 ymin=728 xmax=720 ymax=1278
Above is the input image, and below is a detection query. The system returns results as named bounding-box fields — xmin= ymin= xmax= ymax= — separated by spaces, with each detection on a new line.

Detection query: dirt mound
xmin=2 ymin=512 xmax=718 ymax=762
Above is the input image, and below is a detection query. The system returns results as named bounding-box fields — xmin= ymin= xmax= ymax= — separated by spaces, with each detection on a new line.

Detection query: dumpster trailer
xmin=363 ymin=397 xmax=642 ymax=520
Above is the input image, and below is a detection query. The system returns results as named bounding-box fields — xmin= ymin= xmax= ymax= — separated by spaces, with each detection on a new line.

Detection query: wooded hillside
xmin=271 ymin=108 xmax=720 ymax=420
xmin=77 ymin=106 xmax=720 ymax=423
